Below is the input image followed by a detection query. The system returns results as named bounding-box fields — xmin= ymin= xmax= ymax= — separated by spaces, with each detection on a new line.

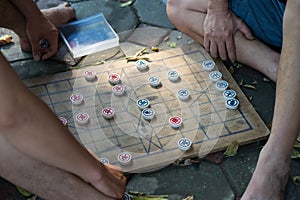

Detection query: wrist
xmin=10 ymin=0 xmax=43 ymax=20
xmin=208 ymin=0 xmax=229 ymax=13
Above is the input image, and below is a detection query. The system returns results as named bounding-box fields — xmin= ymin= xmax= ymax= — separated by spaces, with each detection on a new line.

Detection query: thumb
xmin=238 ymin=20 xmax=254 ymax=40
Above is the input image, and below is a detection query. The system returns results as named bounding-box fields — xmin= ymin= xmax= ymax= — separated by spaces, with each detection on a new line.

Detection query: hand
xmin=25 ymin=13 xmax=58 ymax=61
xmin=203 ymin=9 xmax=254 ymax=62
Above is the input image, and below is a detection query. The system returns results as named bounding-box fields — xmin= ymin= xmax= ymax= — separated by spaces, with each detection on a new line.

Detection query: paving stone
xmin=127 ymin=162 xmax=235 ymax=200
xmin=54 ymin=43 xmax=82 ymax=66
xmin=134 ymin=0 xmax=174 ymax=29
xmin=126 ymin=25 xmax=170 ymax=47
xmin=12 ymin=60 xmax=69 ymax=80
xmin=36 ymin=0 xmax=66 ymax=9
xmin=221 ymin=142 xmax=262 ymax=198
xmin=157 ymin=30 xmax=198 ymax=51
xmin=71 ymin=0 xmax=139 ymax=33
xmin=1 ymin=0 xmax=293 ymax=199
xmin=119 ymin=42 xmax=147 ymax=57
xmin=77 ymin=46 xmax=124 ymax=68
xmin=0 ymin=28 xmax=33 ymax=62
xmin=231 ymin=66 xmax=275 ymax=125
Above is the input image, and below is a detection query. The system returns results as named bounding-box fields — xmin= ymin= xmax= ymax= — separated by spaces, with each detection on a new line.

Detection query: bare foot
xmin=241 ymin=145 xmax=290 ymax=200
xmin=20 ymin=2 xmax=75 ymax=52
xmin=42 ymin=2 xmax=75 ymax=27
xmin=89 ymin=164 xmax=126 ymax=199
xmin=85 ymin=149 xmax=126 ymax=199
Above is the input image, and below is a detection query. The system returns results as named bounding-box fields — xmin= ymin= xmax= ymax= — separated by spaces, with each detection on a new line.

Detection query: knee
xmin=166 ymin=0 xmax=186 ymax=28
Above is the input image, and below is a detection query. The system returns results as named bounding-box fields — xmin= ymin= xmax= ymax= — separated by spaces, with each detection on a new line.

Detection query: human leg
xmin=0 ymin=135 xmax=115 ymax=200
xmin=166 ymin=0 xmax=280 ymax=81
xmin=242 ymin=1 xmax=300 ymax=199
xmin=0 ymin=49 xmax=125 ymax=198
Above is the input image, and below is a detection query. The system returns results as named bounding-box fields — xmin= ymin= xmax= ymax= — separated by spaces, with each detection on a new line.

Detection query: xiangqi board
xmin=24 ymin=45 xmax=269 ymax=173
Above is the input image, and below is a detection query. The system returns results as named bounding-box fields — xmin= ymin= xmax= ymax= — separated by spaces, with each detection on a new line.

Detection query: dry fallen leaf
xmin=125 ymin=48 xmax=151 ymax=62
xmin=163 ymin=36 xmax=169 ymax=42
xmin=238 ymin=79 xmax=244 ymax=86
xmin=120 ymin=0 xmax=134 ymax=7
xmin=128 ymin=191 xmax=194 ymax=200
xmin=228 ymin=66 xmax=235 ymax=74
xmin=151 ymin=46 xmax=160 ymax=52
xmin=294 ymin=141 xmax=300 ymax=148
xmin=0 ymin=35 xmax=13 ymax=46
xmin=126 ymin=56 xmax=151 ymax=62
xmin=291 ymin=148 xmax=300 ymax=159
xmin=234 ymin=63 xmax=243 ymax=69
xmin=242 ymin=84 xmax=256 ymax=90
xmin=292 ymin=176 xmax=300 ymax=185
xmin=251 ymin=80 xmax=258 ymax=85
xmin=224 ymin=141 xmax=239 ymax=158
xmin=134 ymin=47 xmax=148 ymax=57
xmin=182 ymin=196 xmax=194 ymax=200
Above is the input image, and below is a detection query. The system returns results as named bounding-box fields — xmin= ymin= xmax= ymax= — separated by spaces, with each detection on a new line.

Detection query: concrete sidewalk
xmin=0 ymin=0 xmax=299 ymax=199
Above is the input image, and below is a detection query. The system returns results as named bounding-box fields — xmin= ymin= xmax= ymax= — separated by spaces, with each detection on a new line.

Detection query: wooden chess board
xmin=24 ymin=45 xmax=269 ymax=173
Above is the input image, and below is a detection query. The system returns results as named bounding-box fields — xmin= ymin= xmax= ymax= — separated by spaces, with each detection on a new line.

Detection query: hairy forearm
xmin=268 ymin=0 xmax=300 ymax=153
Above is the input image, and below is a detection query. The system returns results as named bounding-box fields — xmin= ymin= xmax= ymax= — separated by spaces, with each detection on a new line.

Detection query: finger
xmin=226 ymin=39 xmax=236 ymax=63
xmin=203 ymin=36 xmax=210 ymax=52
xmin=31 ymin=43 xmax=42 ymax=61
xmin=217 ymin=41 xmax=227 ymax=61
xmin=209 ymin=41 xmax=218 ymax=58
xmin=237 ymin=19 xmax=254 ymax=40
xmin=41 ymin=40 xmax=58 ymax=60
xmin=30 ymin=38 xmax=42 ymax=61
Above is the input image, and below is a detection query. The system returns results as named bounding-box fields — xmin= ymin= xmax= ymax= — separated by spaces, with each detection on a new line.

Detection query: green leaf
xmin=16 ymin=186 xmax=33 ymax=197
xmin=251 ymin=80 xmax=258 ymax=85
xmin=167 ymin=42 xmax=177 ymax=48
xmin=294 ymin=141 xmax=300 ymax=148
xmin=232 ymin=62 xmax=243 ymax=69
xmin=237 ymin=64 xmax=243 ymax=69
xmin=224 ymin=141 xmax=239 ymax=158
xmin=291 ymin=148 xmax=300 ymax=159
xmin=292 ymin=176 xmax=300 ymax=185
xmin=238 ymin=79 xmax=244 ymax=86
xmin=297 ymin=132 xmax=300 ymax=143
xmin=120 ymin=0 xmax=134 ymax=7
xmin=228 ymin=66 xmax=234 ymax=74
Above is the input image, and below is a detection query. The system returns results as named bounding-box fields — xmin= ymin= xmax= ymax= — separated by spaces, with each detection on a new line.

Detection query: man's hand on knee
xmin=203 ymin=9 xmax=254 ymax=62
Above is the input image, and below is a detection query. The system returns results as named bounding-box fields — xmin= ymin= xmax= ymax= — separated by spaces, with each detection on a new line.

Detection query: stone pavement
xmin=0 ymin=0 xmax=299 ymax=199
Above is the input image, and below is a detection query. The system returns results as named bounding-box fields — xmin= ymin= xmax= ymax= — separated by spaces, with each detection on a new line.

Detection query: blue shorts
xmin=229 ymin=0 xmax=285 ymax=47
